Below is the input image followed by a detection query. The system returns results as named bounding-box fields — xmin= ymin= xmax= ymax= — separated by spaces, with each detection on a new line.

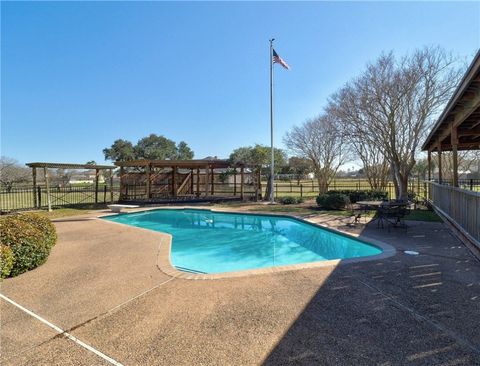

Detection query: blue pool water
xmin=104 ymin=209 xmax=382 ymax=274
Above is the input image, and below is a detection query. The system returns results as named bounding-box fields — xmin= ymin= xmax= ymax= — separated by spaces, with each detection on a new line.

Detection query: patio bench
xmin=107 ymin=204 xmax=140 ymax=213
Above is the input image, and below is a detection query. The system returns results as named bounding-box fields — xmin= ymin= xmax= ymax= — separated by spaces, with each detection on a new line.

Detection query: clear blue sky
xmin=2 ymin=1 xmax=479 ymax=165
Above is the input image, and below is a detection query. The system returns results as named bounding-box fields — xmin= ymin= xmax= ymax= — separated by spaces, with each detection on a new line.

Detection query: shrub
xmin=317 ymin=193 xmax=350 ymax=210
xmin=279 ymin=196 xmax=304 ymax=204
xmin=0 ymin=245 xmax=14 ymax=279
xmin=0 ymin=213 xmax=57 ymax=277
xmin=326 ymin=189 xmax=388 ymax=203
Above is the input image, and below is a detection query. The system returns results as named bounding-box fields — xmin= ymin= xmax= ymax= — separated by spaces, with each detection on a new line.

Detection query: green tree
xmin=134 ymin=134 xmax=178 ymax=160
xmin=288 ymin=157 xmax=313 ymax=184
xmin=229 ymin=144 xmax=286 ymax=200
xmin=103 ymin=139 xmax=135 ymax=162
xmin=176 ymin=141 xmax=194 ymax=159
xmin=103 ymin=135 xmax=195 ymax=162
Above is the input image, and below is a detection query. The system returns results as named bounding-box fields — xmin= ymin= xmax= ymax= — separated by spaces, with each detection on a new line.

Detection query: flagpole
xmin=269 ymin=38 xmax=275 ymax=203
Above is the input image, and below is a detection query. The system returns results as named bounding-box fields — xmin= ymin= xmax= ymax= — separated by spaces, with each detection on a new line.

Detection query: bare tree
xmin=432 ymin=150 xmax=480 ymax=181
xmin=0 ymin=157 xmax=31 ymax=192
xmin=284 ymin=113 xmax=349 ymax=194
xmin=329 ymin=47 xmax=461 ymax=199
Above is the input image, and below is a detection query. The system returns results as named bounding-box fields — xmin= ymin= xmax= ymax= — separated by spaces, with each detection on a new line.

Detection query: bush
xmin=326 ymin=189 xmax=388 ymax=203
xmin=279 ymin=196 xmax=304 ymax=204
xmin=0 ymin=245 xmax=14 ymax=279
xmin=317 ymin=193 xmax=350 ymax=210
xmin=0 ymin=213 xmax=57 ymax=277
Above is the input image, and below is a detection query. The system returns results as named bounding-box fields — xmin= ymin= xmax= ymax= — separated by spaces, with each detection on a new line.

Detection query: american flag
xmin=272 ymin=49 xmax=290 ymax=70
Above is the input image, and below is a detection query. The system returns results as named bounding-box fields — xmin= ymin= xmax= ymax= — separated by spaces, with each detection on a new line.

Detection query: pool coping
xmin=96 ymin=206 xmax=396 ymax=280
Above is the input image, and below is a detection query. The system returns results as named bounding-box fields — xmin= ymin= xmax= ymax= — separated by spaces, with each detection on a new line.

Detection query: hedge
xmin=326 ymin=189 xmax=388 ymax=203
xmin=316 ymin=193 xmax=350 ymax=210
xmin=278 ymin=196 xmax=305 ymax=205
xmin=0 ymin=213 xmax=57 ymax=278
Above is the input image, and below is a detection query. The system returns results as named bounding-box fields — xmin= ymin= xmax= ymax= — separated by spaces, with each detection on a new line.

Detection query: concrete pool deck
xmin=1 ymin=208 xmax=480 ymax=365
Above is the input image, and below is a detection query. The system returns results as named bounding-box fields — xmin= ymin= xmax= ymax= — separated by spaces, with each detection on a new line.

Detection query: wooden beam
xmin=240 ymin=167 xmax=244 ymax=200
xmin=146 ymin=164 xmax=151 ymax=200
xmin=94 ymin=169 xmax=99 ymax=204
xmin=172 ymin=166 xmax=177 ymax=197
xmin=210 ymin=167 xmax=214 ymax=195
xmin=32 ymin=167 xmax=38 ymax=208
xmin=44 ymin=167 xmax=52 ymax=212
xmin=427 ymin=151 xmax=431 ymax=182
xmin=196 ymin=168 xmax=200 ymax=197
xmin=233 ymin=168 xmax=237 ymax=196
xmin=451 ymin=126 xmax=459 ymax=187
xmin=119 ymin=166 xmax=125 ymax=200
xmin=190 ymin=169 xmax=194 ymax=194
xmin=110 ymin=169 xmax=114 ymax=203
xmin=205 ymin=165 xmax=209 ymax=196
xmin=437 ymin=141 xmax=442 ymax=184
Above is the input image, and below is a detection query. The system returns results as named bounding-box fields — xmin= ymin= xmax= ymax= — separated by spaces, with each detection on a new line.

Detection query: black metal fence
xmin=2 ymin=178 xmax=478 ymax=213
xmin=0 ymin=184 xmax=120 ymax=213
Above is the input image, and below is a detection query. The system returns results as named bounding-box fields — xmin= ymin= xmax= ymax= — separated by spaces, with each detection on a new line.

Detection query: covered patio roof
xmin=422 ymin=50 xmax=480 ymax=152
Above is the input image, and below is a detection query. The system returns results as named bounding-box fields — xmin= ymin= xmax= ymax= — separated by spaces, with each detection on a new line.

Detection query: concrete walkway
xmin=1 ymin=210 xmax=479 ymax=365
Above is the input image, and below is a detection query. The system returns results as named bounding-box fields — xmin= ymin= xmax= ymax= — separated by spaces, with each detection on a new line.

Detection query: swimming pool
xmin=103 ymin=209 xmax=382 ymax=274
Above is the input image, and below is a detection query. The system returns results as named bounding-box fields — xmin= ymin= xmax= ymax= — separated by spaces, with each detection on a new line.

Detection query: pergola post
xmin=240 ymin=166 xmax=245 ymax=200
xmin=205 ymin=165 xmax=209 ymax=196
xmin=43 ymin=167 xmax=52 ymax=212
xmin=196 ymin=168 xmax=200 ymax=197
xmin=119 ymin=166 xmax=125 ymax=200
xmin=109 ymin=169 xmax=114 ymax=203
xmin=451 ymin=126 xmax=459 ymax=187
xmin=210 ymin=166 xmax=214 ymax=195
xmin=32 ymin=167 xmax=38 ymax=208
xmin=94 ymin=168 xmax=99 ymax=204
xmin=146 ymin=164 xmax=151 ymax=200
xmin=172 ymin=166 xmax=177 ymax=197
xmin=437 ymin=141 xmax=443 ymax=184
xmin=233 ymin=168 xmax=237 ymax=196
xmin=190 ymin=168 xmax=194 ymax=194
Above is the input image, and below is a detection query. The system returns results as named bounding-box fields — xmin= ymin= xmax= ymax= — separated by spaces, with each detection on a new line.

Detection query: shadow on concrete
xmin=263 ymin=221 xmax=480 ymax=365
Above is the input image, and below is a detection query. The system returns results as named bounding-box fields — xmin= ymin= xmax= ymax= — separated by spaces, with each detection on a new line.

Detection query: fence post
xmin=300 ymin=184 xmax=303 ymax=198
xmin=104 ymin=185 xmax=107 ymax=203
xmin=290 ymin=181 xmax=292 ymax=192
xmin=275 ymin=183 xmax=278 ymax=199
xmin=470 ymin=179 xmax=474 ymax=191
xmin=37 ymin=186 xmax=42 ymax=208
xmin=311 ymin=180 xmax=314 ymax=191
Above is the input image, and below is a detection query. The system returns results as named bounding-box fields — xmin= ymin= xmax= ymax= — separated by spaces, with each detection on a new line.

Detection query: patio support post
xmin=146 ymin=164 xmax=151 ymax=199
xmin=211 ymin=166 xmax=214 ymax=195
xmin=240 ymin=166 xmax=245 ymax=200
xmin=196 ymin=168 xmax=200 ymax=197
xmin=427 ymin=150 xmax=431 ymax=181
xmin=451 ymin=126 xmax=459 ymax=187
xmin=43 ymin=167 xmax=52 ymax=212
xmin=437 ymin=141 xmax=443 ymax=184
xmin=109 ymin=169 xmax=114 ymax=203
xmin=94 ymin=168 xmax=99 ymax=203
xmin=32 ymin=167 xmax=38 ymax=208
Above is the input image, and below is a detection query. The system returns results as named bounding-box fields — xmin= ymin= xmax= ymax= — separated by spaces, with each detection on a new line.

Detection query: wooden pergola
xmin=26 ymin=162 xmax=116 ymax=211
xmin=422 ymin=50 xmax=480 ymax=187
xmin=115 ymin=159 xmax=251 ymax=202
